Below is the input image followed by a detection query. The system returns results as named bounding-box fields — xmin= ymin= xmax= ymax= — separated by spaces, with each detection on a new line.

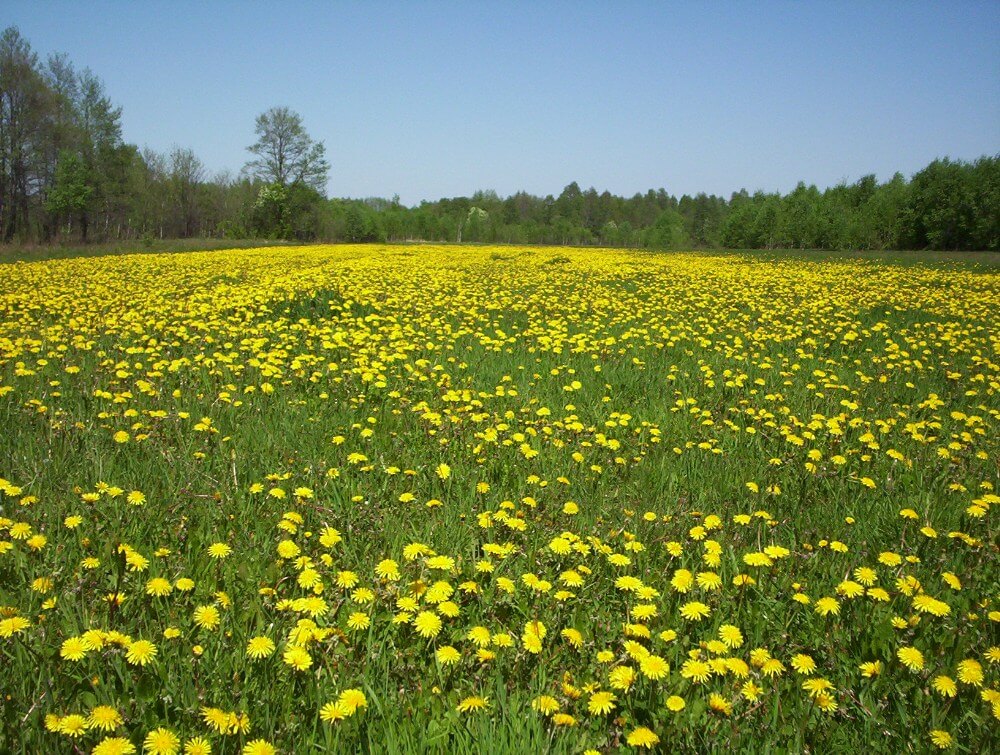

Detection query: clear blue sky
xmin=6 ymin=1 xmax=999 ymax=205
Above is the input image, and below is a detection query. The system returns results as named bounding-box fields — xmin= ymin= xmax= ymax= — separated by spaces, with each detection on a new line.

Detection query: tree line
xmin=2 ymin=26 xmax=997 ymax=251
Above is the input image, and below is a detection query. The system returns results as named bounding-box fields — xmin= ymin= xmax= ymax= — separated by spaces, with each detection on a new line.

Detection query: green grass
xmin=0 ymin=237 xmax=302 ymax=264
xmin=0 ymin=244 xmax=997 ymax=753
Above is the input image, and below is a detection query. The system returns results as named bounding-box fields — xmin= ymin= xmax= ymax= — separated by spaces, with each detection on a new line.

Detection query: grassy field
xmin=0 ymin=238 xmax=299 ymax=264
xmin=0 ymin=244 xmax=997 ymax=753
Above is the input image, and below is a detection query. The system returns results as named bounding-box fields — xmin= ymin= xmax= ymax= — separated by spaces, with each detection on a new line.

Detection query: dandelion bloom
xmin=741 ymin=682 xmax=762 ymax=701
xmin=609 ymin=665 xmax=637 ymax=690
xmin=336 ymin=570 xmax=359 ymax=588
xmin=853 ymin=567 xmax=877 ymax=586
xmin=467 ymin=626 xmax=491 ymax=647
xmin=679 ymin=601 xmax=711 ymax=621
xmin=561 ymin=628 xmax=584 ymax=648
xmin=125 ymin=639 xmax=157 ymax=666
xmin=802 ymin=677 xmax=833 ymax=696
xmin=791 ymin=654 xmax=817 ymax=675
xmin=319 ymin=527 xmax=342 ymax=547
xmin=58 ymin=714 xmax=88 ymax=737
xmin=836 ymin=580 xmax=864 ymax=599
xmin=929 ymin=730 xmax=953 ymax=749
xmin=246 ymin=636 xmax=276 ymax=659
xmin=375 ymin=559 xmax=400 ymax=580
xmin=0 ymin=616 xmax=31 ymax=638
xmin=815 ymin=691 xmax=838 ymax=713
xmin=320 ymin=701 xmax=350 ymax=722
xmin=347 ymin=612 xmax=370 ymax=631
xmin=242 ymin=741 xmax=276 ymax=755
xmin=670 ymin=569 xmax=694 ymax=592
xmin=425 ymin=555 xmax=455 ymax=571
xmin=632 ymin=604 xmax=657 ymax=620
xmin=761 ymin=658 xmax=786 ymax=677
xmin=626 ymin=726 xmax=659 ymax=749
xmin=60 ymin=636 xmax=88 ymax=661
xmin=718 ymin=624 xmax=743 ymax=648
xmin=183 ymin=738 xmax=212 ymax=755
xmin=87 ymin=706 xmax=122 ymax=732
xmin=532 ymin=695 xmax=559 ymax=715
xmin=93 ymin=738 xmax=137 ymax=755
xmin=456 ymin=696 xmax=488 ymax=713
xmin=867 ymin=588 xmax=890 ymax=602
xmin=681 ymin=659 xmax=712 ymax=683
xmin=337 ymin=688 xmax=367 ymax=714
xmin=143 ymin=728 xmax=180 ymax=755
xmin=709 ymin=693 xmax=732 ymax=715
xmin=587 ymin=690 xmax=616 ymax=715
xmin=409 ymin=610 xmax=441 ymax=638
xmin=639 ymin=654 xmax=669 ymax=680
xmin=912 ymin=594 xmax=950 ymax=617
xmin=696 ymin=571 xmax=722 ymax=590
xmin=859 ymin=661 xmax=882 ymax=677
xmin=193 ymin=605 xmax=221 ymax=631
xmin=897 ymin=646 xmax=924 ymax=672
xmin=666 ymin=695 xmax=686 ymax=711
xmin=956 ymin=659 xmax=983 ymax=686
xmin=932 ymin=676 xmax=957 ymax=698
xmin=200 ymin=707 xmax=231 ymax=734
xmin=743 ymin=552 xmax=773 ymax=567
xmin=207 ymin=542 xmax=232 ymax=559
xmin=283 ymin=644 xmax=312 ymax=671
xmin=146 ymin=577 xmax=173 ymax=597
xmin=522 ymin=631 xmax=543 ymax=654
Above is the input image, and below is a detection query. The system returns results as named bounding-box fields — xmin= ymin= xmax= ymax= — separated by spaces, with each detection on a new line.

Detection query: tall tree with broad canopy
xmin=244 ymin=106 xmax=329 ymax=194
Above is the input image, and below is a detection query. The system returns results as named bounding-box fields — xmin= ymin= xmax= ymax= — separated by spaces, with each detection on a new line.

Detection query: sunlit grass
xmin=0 ymin=244 xmax=997 ymax=753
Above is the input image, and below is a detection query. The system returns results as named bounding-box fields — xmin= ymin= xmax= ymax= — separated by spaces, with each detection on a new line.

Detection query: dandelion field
xmin=1 ymin=244 xmax=998 ymax=754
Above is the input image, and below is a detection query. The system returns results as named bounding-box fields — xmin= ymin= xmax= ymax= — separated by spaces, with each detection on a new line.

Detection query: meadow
xmin=0 ymin=244 xmax=997 ymax=754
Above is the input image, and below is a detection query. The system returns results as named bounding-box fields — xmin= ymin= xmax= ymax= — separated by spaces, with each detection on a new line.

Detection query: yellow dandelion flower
xmin=207 ymin=542 xmax=232 ymax=559
xmin=125 ymin=639 xmax=157 ymax=666
xmin=626 ymin=726 xmax=659 ymax=749
xmin=679 ymin=601 xmax=711 ymax=621
xmin=320 ymin=701 xmax=350 ymax=722
xmin=143 ymin=727 xmax=180 ymax=755
xmin=282 ymin=644 xmax=312 ymax=671
xmin=246 ymin=636 xmax=275 ymax=659
xmin=93 ymin=737 xmax=137 ymax=755
xmin=193 ymin=605 xmax=220 ymax=631
xmin=897 ymin=646 xmax=924 ymax=672
xmin=87 ymin=706 xmax=122 ymax=732
xmin=60 ymin=636 xmax=88 ymax=662
xmin=58 ymin=714 xmax=88 ymax=737
xmin=413 ymin=611 xmax=442 ymax=638
xmin=929 ymin=730 xmax=953 ymax=749
xmin=587 ymin=690 xmax=616 ymax=715
xmin=456 ymin=695 xmax=488 ymax=713
xmin=242 ymin=741 xmax=276 ymax=755
xmin=337 ymin=688 xmax=367 ymax=714
xmin=932 ymin=675 xmax=958 ymax=698
xmin=957 ymin=659 xmax=983 ymax=687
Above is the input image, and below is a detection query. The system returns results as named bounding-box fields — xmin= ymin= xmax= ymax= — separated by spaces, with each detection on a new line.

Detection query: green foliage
xmin=45 ymin=150 xmax=93 ymax=226
xmin=251 ymin=183 xmax=292 ymax=240
xmin=642 ymin=208 xmax=690 ymax=249
xmin=1 ymin=23 xmax=997 ymax=252
xmin=244 ymin=106 xmax=329 ymax=193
